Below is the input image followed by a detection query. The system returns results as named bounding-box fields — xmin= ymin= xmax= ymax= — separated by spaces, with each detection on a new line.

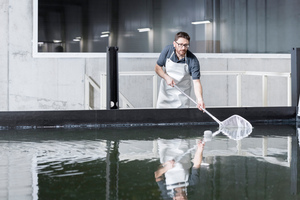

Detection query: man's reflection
xmin=154 ymin=139 xmax=205 ymax=200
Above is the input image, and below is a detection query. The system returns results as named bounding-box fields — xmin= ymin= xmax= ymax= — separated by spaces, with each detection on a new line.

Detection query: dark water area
xmin=0 ymin=124 xmax=299 ymax=200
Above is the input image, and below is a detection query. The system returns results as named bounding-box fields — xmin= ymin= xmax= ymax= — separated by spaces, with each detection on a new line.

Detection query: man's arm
xmin=154 ymin=160 xmax=175 ymax=182
xmin=192 ymin=140 xmax=205 ymax=169
xmin=155 ymin=64 xmax=175 ymax=87
xmin=193 ymin=79 xmax=205 ymax=110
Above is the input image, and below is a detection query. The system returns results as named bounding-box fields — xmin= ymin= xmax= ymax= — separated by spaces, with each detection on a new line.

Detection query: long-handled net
xmin=174 ymin=85 xmax=253 ymax=129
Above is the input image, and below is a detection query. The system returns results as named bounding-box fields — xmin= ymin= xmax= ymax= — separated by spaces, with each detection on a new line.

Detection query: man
xmin=155 ymin=32 xmax=205 ymax=110
xmin=154 ymin=140 xmax=205 ymax=199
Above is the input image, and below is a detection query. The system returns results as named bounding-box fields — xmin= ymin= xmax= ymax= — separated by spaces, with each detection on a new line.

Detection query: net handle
xmin=175 ymin=129 xmax=221 ymax=162
xmin=174 ymin=85 xmax=222 ymax=125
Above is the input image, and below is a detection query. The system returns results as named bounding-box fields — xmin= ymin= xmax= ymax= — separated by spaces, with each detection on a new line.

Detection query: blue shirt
xmin=156 ymin=45 xmax=201 ymax=80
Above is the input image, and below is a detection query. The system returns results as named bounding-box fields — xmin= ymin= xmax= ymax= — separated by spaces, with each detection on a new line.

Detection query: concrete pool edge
xmin=0 ymin=107 xmax=296 ymax=129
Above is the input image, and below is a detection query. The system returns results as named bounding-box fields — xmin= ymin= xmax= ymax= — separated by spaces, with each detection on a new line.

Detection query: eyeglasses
xmin=175 ymin=41 xmax=190 ymax=48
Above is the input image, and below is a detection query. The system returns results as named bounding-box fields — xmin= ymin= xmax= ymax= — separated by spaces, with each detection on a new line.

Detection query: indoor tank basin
xmin=0 ymin=123 xmax=299 ymax=200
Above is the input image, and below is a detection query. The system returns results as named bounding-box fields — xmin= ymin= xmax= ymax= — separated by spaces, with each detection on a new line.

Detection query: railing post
xmin=236 ymin=74 xmax=242 ymax=107
xmin=153 ymin=75 xmax=158 ymax=108
xmin=262 ymin=75 xmax=268 ymax=106
xmin=262 ymin=137 xmax=268 ymax=157
xmin=287 ymin=75 xmax=292 ymax=106
xmin=100 ymin=74 xmax=107 ymax=109
xmin=84 ymin=75 xmax=90 ymax=110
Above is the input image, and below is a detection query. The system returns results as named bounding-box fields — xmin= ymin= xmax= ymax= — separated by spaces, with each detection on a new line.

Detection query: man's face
xmin=173 ymin=37 xmax=190 ymax=58
xmin=173 ymin=187 xmax=188 ymax=200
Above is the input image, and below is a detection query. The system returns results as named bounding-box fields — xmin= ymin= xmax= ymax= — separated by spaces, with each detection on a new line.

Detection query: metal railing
xmin=84 ymin=75 xmax=101 ymax=110
xmin=99 ymin=71 xmax=158 ymax=109
xmin=85 ymin=71 xmax=291 ymax=109
xmin=201 ymin=71 xmax=291 ymax=107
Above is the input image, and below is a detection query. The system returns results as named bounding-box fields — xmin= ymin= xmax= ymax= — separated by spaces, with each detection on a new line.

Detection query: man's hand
xmin=197 ymin=98 xmax=205 ymax=111
xmin=165 ymin=76 xmax=175 ymax=87
xmin=193 ymin=79 xmax=205 ymax=111
xmin=154 ymin=64 xmax=175 ymax=87
xmin=196 ymin=140 xmax=205 ymax=153
xmin=162 ymin=160 xmax=175 ymax=170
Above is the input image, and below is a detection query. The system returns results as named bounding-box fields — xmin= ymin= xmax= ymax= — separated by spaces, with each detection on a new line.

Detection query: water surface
xmin=0 ymin=124 xmax=299 ymax=200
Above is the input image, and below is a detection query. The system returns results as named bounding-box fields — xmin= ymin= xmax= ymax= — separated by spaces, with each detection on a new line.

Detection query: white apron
xmin=156 ymin=51 xmax=192 ymax=108
xmin=158 ymin=139 xmax=192 ymax=190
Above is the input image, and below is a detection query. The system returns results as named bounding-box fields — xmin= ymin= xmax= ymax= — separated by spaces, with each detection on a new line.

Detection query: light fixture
xmin=100 ymin=31 xmax=110 ymax=38
xmin=53 ymin=40 xmax=62 ymax=43
xmin=191 ymin=20 xmax=211 ymax=25
xmin=137 ymin=28 xmax=151 ymax=32
xmin=73 ymin=37 xmax=81 ymax=42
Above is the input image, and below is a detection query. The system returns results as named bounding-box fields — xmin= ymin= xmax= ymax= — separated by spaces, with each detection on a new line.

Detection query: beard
xmin=177 ymin=49 xmax=187 ymax=58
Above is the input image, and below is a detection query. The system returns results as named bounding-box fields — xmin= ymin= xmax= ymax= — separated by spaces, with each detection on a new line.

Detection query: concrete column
xmin=0 ymin=0 xmax=9 ymax=111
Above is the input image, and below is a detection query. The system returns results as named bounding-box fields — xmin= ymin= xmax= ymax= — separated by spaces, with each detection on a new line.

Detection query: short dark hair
xmin=175 ymin=32 xmax=190 ymax=42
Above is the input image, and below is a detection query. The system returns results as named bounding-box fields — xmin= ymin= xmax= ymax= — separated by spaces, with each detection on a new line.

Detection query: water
xmin=0 ymin=124 xmax=299 ymax=200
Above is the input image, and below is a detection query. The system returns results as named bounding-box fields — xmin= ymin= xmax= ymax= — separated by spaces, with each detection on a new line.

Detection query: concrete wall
xmin=0 ymin=0 xmax=291 ymax=111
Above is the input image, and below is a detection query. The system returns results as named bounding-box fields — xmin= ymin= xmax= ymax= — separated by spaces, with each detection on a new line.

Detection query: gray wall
xmin=37 ymin=0 xmax=300 ymax=53
xmin=218 ymin=0 xmax=300 ymax=53
xmin=0 ymin=0 xmax=292 ymax=111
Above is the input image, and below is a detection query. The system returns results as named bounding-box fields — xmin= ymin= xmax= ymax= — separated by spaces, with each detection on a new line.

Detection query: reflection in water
xmin=155 ymin=139 xmax=204 ymax=200
xmin=204 ymin=126 xmax=253 ymax=142
xmin=0 ymin=125 xmax=298 ymax=199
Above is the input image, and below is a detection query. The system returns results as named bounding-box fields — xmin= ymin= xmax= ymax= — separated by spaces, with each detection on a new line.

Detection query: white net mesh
xmin=221 ymin=127 xmax=253 ymax=140
xmin=221 ymin=115 xmax=252 ymax=129
xmin=218 ymin=115 xmax=253 ymax=140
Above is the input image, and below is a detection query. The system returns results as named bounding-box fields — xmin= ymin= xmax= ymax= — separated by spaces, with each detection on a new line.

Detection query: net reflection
xmin=203 ymin=126 xmax=253 ymax=143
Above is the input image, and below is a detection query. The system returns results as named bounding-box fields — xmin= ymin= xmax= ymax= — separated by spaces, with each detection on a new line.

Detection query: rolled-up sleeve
xmin=190 ymin=58 xmax=201 ymax=80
